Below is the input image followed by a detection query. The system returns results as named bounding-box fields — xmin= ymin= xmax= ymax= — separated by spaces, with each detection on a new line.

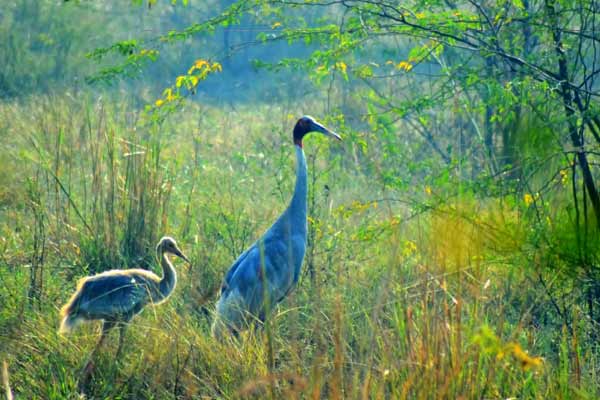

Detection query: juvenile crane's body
xmin=59 ymin=237 xmax=189 ymax=355
xmin=212 ymin=116 xmax=341 ymax=338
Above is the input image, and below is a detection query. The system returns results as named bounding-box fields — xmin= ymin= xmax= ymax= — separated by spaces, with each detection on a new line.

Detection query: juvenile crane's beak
xmin=174 ymin=248 xmax=190 ymax=264
xmin=310 ymin=120 xmax=342 ymax=141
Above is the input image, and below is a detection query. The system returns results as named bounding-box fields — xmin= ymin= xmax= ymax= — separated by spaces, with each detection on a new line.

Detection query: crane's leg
xmin=92 ymin=320 xmax=116 ymax=358
xmin=79 ymin=321 xmax=116 ymax=394
xmin=115 ymin=323 xmax=127 ymax=359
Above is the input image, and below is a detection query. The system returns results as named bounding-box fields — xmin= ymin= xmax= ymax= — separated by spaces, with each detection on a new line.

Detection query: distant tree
xmin=136 ymin=0 xmax=598 ymax=325
xmin=251 ymin=0 xmax=600 ymax=227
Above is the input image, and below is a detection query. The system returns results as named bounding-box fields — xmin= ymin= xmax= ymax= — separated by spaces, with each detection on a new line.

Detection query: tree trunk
xmin=546 ymin=0 xmax=600 ymax=228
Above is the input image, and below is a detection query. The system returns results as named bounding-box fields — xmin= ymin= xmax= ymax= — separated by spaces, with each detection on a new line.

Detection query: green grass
xmin=0 ymin=93 xmax=598 ymax=399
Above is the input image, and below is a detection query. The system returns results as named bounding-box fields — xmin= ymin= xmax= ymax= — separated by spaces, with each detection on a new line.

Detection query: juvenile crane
xmin=59 ymin=236 xmax=189 ymax=356
xmin=212 ymin=116 xmax=341 ymax=338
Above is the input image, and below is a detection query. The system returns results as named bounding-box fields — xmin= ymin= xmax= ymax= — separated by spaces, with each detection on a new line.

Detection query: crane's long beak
xmin=311 ymin=120 xmax=342 ymax=141
xmin=174 ymin=249 xmax=190 ymax=264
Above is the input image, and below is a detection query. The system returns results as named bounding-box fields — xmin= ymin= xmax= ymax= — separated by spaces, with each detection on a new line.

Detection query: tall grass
xmin=0 ymin=93 xmax=598 ymax=398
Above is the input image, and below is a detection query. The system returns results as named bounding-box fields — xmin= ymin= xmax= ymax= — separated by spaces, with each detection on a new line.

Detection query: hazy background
xmin=1 ymin=0 xmax=599 ymax=398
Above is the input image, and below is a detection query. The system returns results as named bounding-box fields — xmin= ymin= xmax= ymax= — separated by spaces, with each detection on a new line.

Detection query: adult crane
xmin=59 ymin=236 xmax=189 ymax=357
xmin=212 ymin=116 xmax=341 ymax=338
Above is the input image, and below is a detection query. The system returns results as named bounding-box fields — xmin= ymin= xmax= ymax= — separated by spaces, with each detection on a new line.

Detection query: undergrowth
xmin=0 ymin=94 xmax=598 ymax=398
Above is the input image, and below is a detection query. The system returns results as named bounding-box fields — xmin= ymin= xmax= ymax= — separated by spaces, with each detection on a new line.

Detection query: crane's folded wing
xmin=76 ymin=274 xmax=151 ymax=319
xmin=221 ymin=244 xmax=254 ymax=294
xmin=224 ymin=238 xmax=293 ymax=308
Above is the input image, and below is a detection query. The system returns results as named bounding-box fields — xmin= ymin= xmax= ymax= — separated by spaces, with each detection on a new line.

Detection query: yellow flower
xmin=403 ymin=240 xmax=417 ymax=257
xmin=155 ymin=99 xmax=164 ymax=107
xmin=165 ymin=89 xmax=176 ymax=102
xmin=560 ymin=169 xmax=568 ymax=185
xmin=396 ymin=61 xmax=413 ymax=72
xmin=508 ymin=343 xmax=543 ymax=371
xmin=425 ymin=185 xmax=432 ymax=195
xmin=194 ymin=59 xmax=209 ymax=69
xmin=188 ymin=59 xmax=209 ymax=74
xmin=523 ymin=193 xmax=534 ymax=206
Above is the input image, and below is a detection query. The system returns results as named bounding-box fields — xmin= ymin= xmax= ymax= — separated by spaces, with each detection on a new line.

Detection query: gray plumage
xmin=212 ymin=116 xmax=341 ymax=338
xmin=59 ymin=236 xmax=189 ymax=354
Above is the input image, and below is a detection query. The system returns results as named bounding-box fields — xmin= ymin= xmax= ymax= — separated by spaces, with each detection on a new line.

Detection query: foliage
xmin=0 ymin=94 xmax=598 ymax=398
xmin=1 ymin=0 xmax=600 ymax=398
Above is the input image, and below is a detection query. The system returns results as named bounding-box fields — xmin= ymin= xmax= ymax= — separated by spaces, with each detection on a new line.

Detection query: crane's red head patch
xmin=292 ymin=115 xmax=340 ymax=146
xmin=293 ymin=116 xmax=313 ymax=147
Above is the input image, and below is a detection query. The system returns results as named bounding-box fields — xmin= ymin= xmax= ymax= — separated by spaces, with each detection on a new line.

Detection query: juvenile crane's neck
xmin=286 ymin=145 xmax=308 ymax=229
xmin=155 ymin=247 xmax=177 ymax=303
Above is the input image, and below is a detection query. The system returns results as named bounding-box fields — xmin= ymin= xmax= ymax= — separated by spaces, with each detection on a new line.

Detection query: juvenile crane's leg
xmin=79 ymin=321 xmax=116 ymax=393
xmin=84 ymin=321 xmax=116 ymax=369
xmin=91 ymin=321 xmax=116 ymax=358
xmin=116 ymin=323 xmax=127 ymax=358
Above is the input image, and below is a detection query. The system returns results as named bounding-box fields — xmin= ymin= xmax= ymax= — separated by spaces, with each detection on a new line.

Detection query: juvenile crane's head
xmin=157 ymin=236 xmax=190 ymax=263
xmin=293 ymin=115 xmax=341 ymax=147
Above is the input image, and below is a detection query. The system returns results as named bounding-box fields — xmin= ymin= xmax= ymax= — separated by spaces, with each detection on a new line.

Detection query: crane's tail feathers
xmin=58 ymin=285 xmax=84 ymax=334
xmin=211 ymin=290 xmax=248 ymax=340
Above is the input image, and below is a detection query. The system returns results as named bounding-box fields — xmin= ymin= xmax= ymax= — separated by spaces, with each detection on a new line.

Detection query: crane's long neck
xmin=154 ymin=247 xmax=177 ymax=303
xmin=286 ymin=145 xmax=308 ymax=231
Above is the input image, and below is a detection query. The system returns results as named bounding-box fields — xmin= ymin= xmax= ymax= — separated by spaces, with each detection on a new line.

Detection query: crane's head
xmin=157 ymin=236 xmax=190 ymax=263
xmin=293 ymin=115 xmax=341 ymax=147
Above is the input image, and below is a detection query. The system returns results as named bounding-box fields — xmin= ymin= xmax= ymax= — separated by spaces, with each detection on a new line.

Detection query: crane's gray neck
xmin=285 ymin=145 xmax=308 ymax=230
xmin=155 ymin=246 xmax=177 ymax=303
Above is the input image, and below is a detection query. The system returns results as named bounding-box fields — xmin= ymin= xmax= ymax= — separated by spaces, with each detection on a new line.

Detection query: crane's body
xmin=212 ymin=116 xmax=340 ymax=338
xmin=59 ymin=237 xmax=189 ymax=356
xmin=59 ymin=267 xmax=176 ymax=332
